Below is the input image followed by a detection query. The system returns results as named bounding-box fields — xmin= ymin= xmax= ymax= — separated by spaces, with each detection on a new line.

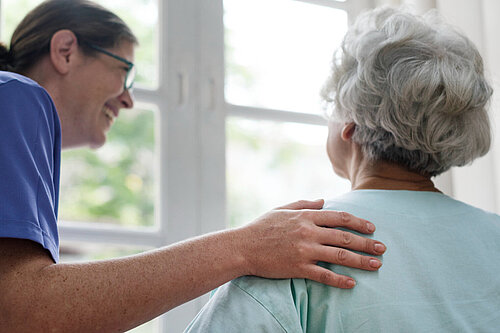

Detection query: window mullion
xmin=198 ymin=0 xmax=226 ymax=236
xmin=158 ymin=0 xmax=219 ymax=331
xmin=228 ymin=103 xmax=327 ymax=126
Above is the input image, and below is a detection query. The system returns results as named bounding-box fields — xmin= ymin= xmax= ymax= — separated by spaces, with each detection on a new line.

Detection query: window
xmin=224 ymin=0 xmax=353 ymax=227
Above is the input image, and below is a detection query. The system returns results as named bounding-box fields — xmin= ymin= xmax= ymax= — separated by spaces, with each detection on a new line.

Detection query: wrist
xmin=212 ymin=227 xmax=252 ymax=278
xmin=224 ymin=225 xmax=255 ymax=277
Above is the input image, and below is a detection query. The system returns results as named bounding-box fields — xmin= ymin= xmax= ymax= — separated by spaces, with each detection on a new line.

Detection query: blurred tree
xmin=60 ymin=108 xmax=156 ymax=227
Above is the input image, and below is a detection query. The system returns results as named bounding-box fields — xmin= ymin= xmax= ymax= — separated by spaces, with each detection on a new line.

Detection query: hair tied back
xmin=0 ymin=43 xmax=15 ymax=71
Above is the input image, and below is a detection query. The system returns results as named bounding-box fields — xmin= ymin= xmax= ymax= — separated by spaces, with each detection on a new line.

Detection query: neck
xmin=345 ymin=147 xmax=440 ymax=193
xmin=23 ymin=59 xmax=74 ymax=150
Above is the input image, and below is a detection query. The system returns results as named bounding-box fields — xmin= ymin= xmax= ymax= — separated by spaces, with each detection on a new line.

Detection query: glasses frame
xmin=86 ymin=43 xmax=136 ymax=90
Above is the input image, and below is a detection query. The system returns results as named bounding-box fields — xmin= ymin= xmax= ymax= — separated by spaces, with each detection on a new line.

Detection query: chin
xmin=332 ymin=165 xmax=348 ymax=180
xmin=88 ymin=133 xmax=107 ymax=149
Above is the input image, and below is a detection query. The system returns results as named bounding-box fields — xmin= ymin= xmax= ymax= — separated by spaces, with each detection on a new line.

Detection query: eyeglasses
xmin=87 ymin=43 xmax=136 ymax=90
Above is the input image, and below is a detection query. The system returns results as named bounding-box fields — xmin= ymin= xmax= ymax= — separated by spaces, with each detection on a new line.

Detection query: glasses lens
xmin=126 ymin=65 xmax=136 ymax=90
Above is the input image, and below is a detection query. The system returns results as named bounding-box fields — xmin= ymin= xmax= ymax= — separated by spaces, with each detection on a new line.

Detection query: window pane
xmin=226 ymin=117 xmax=350 ymax=227
xmin=224 ymin=0 xmax=348 ymax=114
xmin=0 ymin=0 xmax=42 ymax=41
xmin=96 ymin=0 xmax=158 ymax=88
xmin=60 ymin=241 xmax=152 ymax=262
xmin=59 ymin=107 xmax=157 ymax=228
xmin=1 ymin=0 xmax=158 ymax=88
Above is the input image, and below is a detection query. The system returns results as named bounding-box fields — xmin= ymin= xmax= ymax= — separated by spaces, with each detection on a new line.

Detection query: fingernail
xmin=366 ymin=222 xmax=375 ymax=232
xmin=369 ymin=259 xmax=381 ymax=268
xmin=347 ymin=279 xmax=356 ymax=288
xmin=374 ymin=243 xmax=386 ymax=253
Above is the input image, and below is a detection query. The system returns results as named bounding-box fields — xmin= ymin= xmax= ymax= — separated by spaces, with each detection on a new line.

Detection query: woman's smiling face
xmin=61 ymin=40 xmax=135 ymax=149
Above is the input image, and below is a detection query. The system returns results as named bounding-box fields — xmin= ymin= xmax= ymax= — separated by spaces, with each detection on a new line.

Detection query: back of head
xmin=321 ymin=7 xmax=492 ymax=176
xmin=0 ymin=0 xmax=137 ymax=74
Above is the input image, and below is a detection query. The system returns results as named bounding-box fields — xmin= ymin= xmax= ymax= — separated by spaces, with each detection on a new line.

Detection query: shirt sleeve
xmin=184 ymin=281 xmax=287 ymax=333
xmin=0 ymin=79 xmax=61 ymax=262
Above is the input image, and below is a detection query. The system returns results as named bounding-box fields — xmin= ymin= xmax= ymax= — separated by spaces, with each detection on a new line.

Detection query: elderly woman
xmin=185 ymin=7 xmax=500 ymax=332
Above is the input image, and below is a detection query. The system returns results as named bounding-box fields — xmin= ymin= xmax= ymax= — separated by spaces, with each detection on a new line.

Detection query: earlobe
xmin=341 ymin=122 xmax=356 ymax=141
xmin=49 ymin=30 xmax=79 ymax=75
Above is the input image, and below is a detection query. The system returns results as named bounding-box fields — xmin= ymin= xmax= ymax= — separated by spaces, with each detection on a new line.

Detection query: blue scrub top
xmin=0 ymin=71 xmax=61 ymax=262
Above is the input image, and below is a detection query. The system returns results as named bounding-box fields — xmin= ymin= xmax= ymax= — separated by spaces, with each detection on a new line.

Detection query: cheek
xmin=104 ymin=72 xmax=124 ymax=96
xmin=326 ymin=124 xmax=340 ymax=160
xmin=326 ymin=131 xmax=340 ymax=167
xmin=326 ymin=125 xmax=347 ymax=174
xmin=92 ymin=67 xmax=124 ymax=99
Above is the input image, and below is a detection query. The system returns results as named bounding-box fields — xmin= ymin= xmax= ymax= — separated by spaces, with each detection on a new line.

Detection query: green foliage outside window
xmin=60 ymin=108 xmax=156 ymax=227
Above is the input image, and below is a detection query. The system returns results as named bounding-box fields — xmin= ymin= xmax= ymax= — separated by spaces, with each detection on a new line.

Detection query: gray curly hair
xmin=321 ymin=7 xmax=492 ymax=176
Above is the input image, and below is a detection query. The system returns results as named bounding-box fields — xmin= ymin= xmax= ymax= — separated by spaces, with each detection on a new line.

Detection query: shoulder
xmin=0 ymin=71 xmax=48 ymax=97
xmin=0 ymin=71 xmax=58 ymax=132
xmin=231 ymin=276 xmax=305 ymax=331
xmin=185 ymin=277 xmax=304 ymax=333
xmin=185 ymin=278 xmax=292 ymax=333
xmin=0 ymin=71 xmax=54 ymax=107
xmin=324 ymin=190 xmax=500 ymax=218
xmin=0 ymin=71 xmax=40 ymax=87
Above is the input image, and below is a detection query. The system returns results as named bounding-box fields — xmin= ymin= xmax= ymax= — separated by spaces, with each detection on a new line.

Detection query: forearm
xmin=2 ymin=200 xmax=387 ymax=331
xmin=1 ymin=230 xmax=249 ymax=332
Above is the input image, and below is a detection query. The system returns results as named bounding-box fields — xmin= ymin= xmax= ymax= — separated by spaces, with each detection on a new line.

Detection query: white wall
xmin=480 ymin=0 xmax=500 ymax=212
xmin=437 ymin=0 xmax=498 ymax=212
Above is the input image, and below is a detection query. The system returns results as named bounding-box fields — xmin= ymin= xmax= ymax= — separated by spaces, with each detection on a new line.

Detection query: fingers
xmin=315 ymin=245 xmax=383 ymax=271
xmin=304 ymin=265 xmax=356 ymax=289
xmin=275 ymin=199 xmax=324 ymax=211
xmin=318 ymin=228 xmax=386 ymax=256
xmin=303 ymin=210 xmax=376 ymax=234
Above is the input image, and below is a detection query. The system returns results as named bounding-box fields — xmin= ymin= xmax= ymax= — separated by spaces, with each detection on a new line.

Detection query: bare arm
xmin=0 ymin=200 xmax=385 ymax=332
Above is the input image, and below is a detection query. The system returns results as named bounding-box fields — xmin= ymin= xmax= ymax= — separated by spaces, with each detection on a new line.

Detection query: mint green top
xmin=185 ymin=190 xmax=500 ymax=332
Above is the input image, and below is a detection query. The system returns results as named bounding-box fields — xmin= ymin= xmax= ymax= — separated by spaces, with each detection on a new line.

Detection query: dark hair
xmin=0 ymin=0 xmax=138 ymax=74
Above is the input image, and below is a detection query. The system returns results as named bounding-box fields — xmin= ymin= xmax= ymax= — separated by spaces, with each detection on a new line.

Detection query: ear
xmin=340 ymin=122 xmax=356 ymax=141
xmin=49 ymin=30 xmax=79 ymax=75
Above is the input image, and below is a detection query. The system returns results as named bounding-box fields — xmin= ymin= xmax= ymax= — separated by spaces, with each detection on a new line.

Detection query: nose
xmin=118 ymin=88 xmax=134 ymax=109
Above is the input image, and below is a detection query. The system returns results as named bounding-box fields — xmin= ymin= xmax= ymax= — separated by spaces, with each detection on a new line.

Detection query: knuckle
xmin=288 ymin=214 xmax=302 ymax=226
xmin=294 ymin=210 xmax=309 ymax=222
xmin=364 ymin=239 xmax=373 ymax=254
xmin=360 ymin=255 xmax=370 ymax=268
xmin=297 ymin=200 xmax=308 ymax=206
xmin=295 ymin=244 xmax=307 ymax=257
xmin=341 ymin=277 xmax=353 ymax=288
xmin=296 ymin=223 xmax=313 ymax=239
xmin=341 ymin=231 xmax=352 ymax=246
xmin=318 ymin=271 xmax=332 ymax=285
xmin=338 ymin=211 xmax=351 ymax=226
xmin=301 ymin=210 xmax=314 ymax=220
xmin=297 ymin=265 xmax=309 ymax=279
xmin=294 ymin=243 xmax=312 ymax=261
xmin=336 ymin=249 xmax=348 ymax=262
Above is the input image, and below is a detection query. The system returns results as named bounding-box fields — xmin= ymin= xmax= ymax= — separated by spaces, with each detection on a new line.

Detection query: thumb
xmin=275 ymin=199 xmax=324 ymax=210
